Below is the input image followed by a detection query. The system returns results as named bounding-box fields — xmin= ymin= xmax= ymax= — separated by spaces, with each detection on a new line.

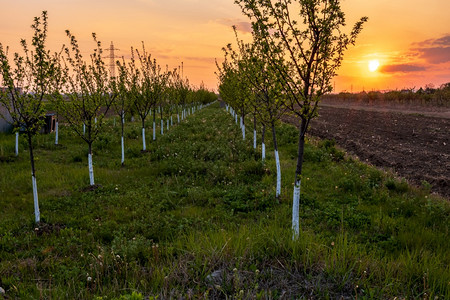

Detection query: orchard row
xmin=0 ymin=11 xmax=216 ymax=223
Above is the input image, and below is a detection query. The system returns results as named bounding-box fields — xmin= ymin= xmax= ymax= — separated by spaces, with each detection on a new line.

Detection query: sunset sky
xmin=1 ymin=0 xmax=450 ymax=92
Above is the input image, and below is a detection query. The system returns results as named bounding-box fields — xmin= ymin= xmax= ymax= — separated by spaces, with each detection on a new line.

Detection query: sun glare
xmin=368 ymin=60 xmax=380 ymax=72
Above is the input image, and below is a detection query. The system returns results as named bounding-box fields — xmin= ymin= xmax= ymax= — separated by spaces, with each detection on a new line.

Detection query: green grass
xmin=0 ymin=103 xmax=449 ymax=299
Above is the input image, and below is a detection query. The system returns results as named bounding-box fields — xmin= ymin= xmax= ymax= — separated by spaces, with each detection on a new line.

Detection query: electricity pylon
xmin=104 ymin=41 xmax=119 ymax=78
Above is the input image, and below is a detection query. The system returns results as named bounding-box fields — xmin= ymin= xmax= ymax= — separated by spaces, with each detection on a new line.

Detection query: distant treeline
xmin=324 ymin=83 xmax=450 ymax=107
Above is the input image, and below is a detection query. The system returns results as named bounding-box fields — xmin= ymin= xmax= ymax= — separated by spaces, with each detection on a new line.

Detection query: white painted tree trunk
xmin=88 ymin=153 xmax=95 ymax=185
xmin=253 ymin=129 xmax=257 ymax=149
xmin=121 ymin=136 xmax=125 ymax=165
xmin=161 ymin=120 xmax=164 ymax=135
xmin=292 ymin=180 xmax=301 ymax=239
xmin=167 ymin=119 xmax=169 ymax=130
xmin=32 ymin=174 xmax=40 ymax=223
xmin=15 ymin=132 xmax=19 ymax=156
xmin=83 ymin=124 xmax=86 ymax=135
xmin=235 ymin=114 xmax=238 ymax=124
xmin=142 ymin=128 xmax=146 ymax=151
xmin=242 ymin=124 xmax=245 ymax=140
xmin=153 ymin=122 xmax=156 ymax=140
xmin=262 ymin=143 xmax=266 ymax=161
xmin=95 ymin=117 xmax=97 ymax=124
xmin=177 ymin=114 xmax=180 ymax=123
xmin=275 ymin=150 xmax=281 ymax=198
xmin=171 ymin=116 xmax=173 ymax=126
xmin=55 ymin=121 xmax=59 ymax=145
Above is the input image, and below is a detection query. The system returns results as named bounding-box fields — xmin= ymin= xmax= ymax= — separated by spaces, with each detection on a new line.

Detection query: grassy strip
xmin=0 ymin=103 xmax=449 ymax=299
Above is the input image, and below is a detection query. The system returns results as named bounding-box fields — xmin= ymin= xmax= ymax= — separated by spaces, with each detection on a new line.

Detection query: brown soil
xmin=283 ymin=104 xmax=450 ymax=198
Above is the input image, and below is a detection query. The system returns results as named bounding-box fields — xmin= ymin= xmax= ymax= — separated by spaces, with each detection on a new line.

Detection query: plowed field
xmin=283 ymin=105 xmax=450 ymax=198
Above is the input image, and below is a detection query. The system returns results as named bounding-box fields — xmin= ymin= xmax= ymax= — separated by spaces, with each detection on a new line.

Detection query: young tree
xmin=237 ymin=0 xmax=367 ymax=237
xmin=112 ymin=57 xmax=131 ymax=165
xmin=49 ymin=52 xmax=66 ymax=146
xmin=0 ymin=11 xmax=60 ymax=223
xmin=127 ymin=46 xmax=151 ymax=151
xmin=130 ymin=44 xmax=167 ymax=145
xmin=60 ymin=31 xmax=116 ymax=186
xmin=174 ymin=67 xmax=190 ymax=123
xmin=233 ymin=33 xmax=288 ymax=198
xmin=157 ymin=66 xmax=171 ymax=136
xmin=219 ymin=29 xmax=287 ymax=199
xmin=217 ymin=49 xmax=252 ymax=141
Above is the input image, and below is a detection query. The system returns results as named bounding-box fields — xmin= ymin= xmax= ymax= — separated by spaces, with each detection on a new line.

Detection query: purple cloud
xmin=414 ymin=34 xmax=450 ymax=64
xmin=379 ymin=64 xmax=426 ymax=73
xmin=216 ymin=18 xmax=252 ymax=34
xmin=415 ymin=34 xmax=450 ymax=47
xmin=418 ymin=47 xmax=450 ymax=64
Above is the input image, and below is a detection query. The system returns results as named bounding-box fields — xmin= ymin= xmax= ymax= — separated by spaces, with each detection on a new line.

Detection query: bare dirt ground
xmin=283 ymin=104 xmax=450 ymax=198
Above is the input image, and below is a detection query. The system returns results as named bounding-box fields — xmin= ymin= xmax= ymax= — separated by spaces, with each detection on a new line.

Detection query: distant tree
xmin=0 ymin=11 xmax=60 ymax=223
xmin=237 ymin=0 xmax=367 ymax=237
xmin=157 ymin=67 xmax=170 ymax=136
xmin=229 ymin=29 xmax=288 ymax=198
xmin=173 ymin=66 xmax=190 ymax=123
xmin=217 ymin=48 xmax=252 ymax=140
xmin=112 ymin=57 xmax=132 ymax=165
xmin=59 ymin=31 xmax=116 ymax=186
xmin=128 ymin=44 xmax=168 ymax=146
xmin=127 ymin=46 xmax=151 ymax=150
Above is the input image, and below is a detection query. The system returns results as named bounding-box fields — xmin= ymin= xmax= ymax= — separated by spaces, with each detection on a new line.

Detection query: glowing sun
xmin=368 ymin=60 xmax=380 ymax=72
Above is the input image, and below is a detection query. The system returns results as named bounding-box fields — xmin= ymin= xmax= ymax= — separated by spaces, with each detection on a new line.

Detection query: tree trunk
xmin=292 ymin=117 xmax=308 ymax=239
xmin=253 ymin=114 xmax=257 ymax=149
xmin=141 ymin=118 xmax=146 ymax=151
xmin=242 ymin=114 xmax=246 ymax=140
xmin=121 ymin=112 xmax=125 ymax=166
xmin=27 ymin=132 xmax=40 ymax=223
xmin=15 ymin=131 xmax=19 ymax=156
xmin=262 ymin=124 xmax=266 ymax=161
xmin=160 ymin=106 xmax=164 ymax=135
xmin=55 ymin=120 xmax=59 ymax=145
xmin=153 ymin=108 xmax=156 ymax=141
xmin=271 ymin=122 xmax=281 ymax=199
xmin=88 ymin=142 xmax=95 ymax=186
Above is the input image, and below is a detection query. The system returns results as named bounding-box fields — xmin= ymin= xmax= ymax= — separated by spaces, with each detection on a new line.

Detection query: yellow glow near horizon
xmin=1 ymin=0 xmax=450 ymax=92
xmin=368 ymin=60 xmax=380 ymax=72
